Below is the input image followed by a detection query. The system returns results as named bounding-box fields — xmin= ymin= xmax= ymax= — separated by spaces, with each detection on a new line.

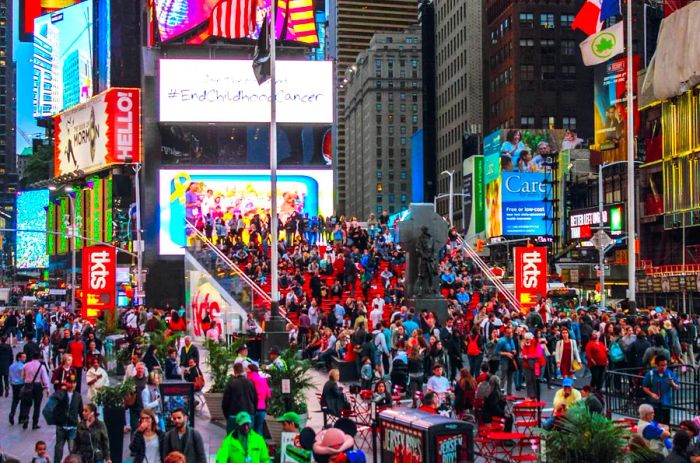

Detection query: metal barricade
xmin=604 ymin=364 xmax=700 ymax=426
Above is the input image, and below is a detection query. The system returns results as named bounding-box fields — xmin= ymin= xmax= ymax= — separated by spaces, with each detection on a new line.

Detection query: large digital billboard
xmin=159 ymin=169 xmax=334 ymax=255
xmin=18 ymin=0 xmax=83 ymax=42
xmin=160 ymin=124 xmax=332 ymax=166
xmin=16 ymin=189 xmax=49 ymax=269
xmin=33 ymin=1 xmax=93 ymax=117
xmin=484 ymin=129 xmax=561 ymax=238
xmin=159 ymin=59 xmax=333 ymax=124
xmin=54 ymin=87 xmax=141 ymax=176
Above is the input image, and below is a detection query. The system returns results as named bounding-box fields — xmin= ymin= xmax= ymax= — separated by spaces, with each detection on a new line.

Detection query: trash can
xmin=378 ymin=407 xmax=474 ymax=463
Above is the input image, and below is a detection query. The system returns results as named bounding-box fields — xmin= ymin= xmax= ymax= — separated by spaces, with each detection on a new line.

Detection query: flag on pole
xmin=600 ymin=0 xmax=621 ymax=21
xmin=209 ymin=0 xmax=256 ymax=39
xmin=572 ymin=0 xmax=603 ymax=35
xmin=579 ymin=21 xmax=624 ymax=66
xmin=252 ymin=14 xmax=271 ymax=85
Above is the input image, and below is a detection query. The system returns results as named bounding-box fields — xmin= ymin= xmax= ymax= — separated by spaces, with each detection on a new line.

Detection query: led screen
xmin=154 ymin=0 xmax=219 ymax=43
xmin=17 ymin=189 xmax=49 ymax=269
xmin=159 ymin=59 xmax=333 ymax=124
xmin=159 ymin=169 xmax=334 ymax=255
xmin=18 ymin=0 xmax=83 ymax=42
xmin=33 ymin=1 xmax=94 ymax=117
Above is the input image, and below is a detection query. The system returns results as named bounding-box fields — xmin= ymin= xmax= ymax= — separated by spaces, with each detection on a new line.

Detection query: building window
xmin=388 ymin=103 xmax=394 ymax=112
xmin=541 ymin=39 xmax=555 ymax=52
xmin=401 ymin=194 xmax=407 ymax=203
xmin=400 ymin=103 xmax=406 ymax=112
xmin=388 ymin=114 xmax=394 ymax=122
xmin=519 ymin=39 xmax=534 ymax=47
xmin=541 ymin=64 xmax=556 ymax=80
xmin=400 ymin=126 xmax=407 ymax=134
xmin=561 ymin=14 xmax=575 ymax=28
xmin=401 ymin=148 xmax=406 ymax=157
xmin=400 ymin=137 xmax=406 ymax=145
xmin=389 ymin=194 xmax=395 ymax=203
xmin=388 ymin=126 xmax=394 ymax=135
xmin=375 ymin=80 xmax=381 ymax=89
xmin=400 ymin=159 xmax=406 ymax=168
xmin=542 ymin=116 xmax=555 ymax=129
xmin=376 ymin=103 xmax=382 ymax=111
xmin=563 ymin=117 xmax=577 ymax=130
xmin=540 ymin=13 xmax=555 ymax=28
xmin=412 ymin=104 xmax=418 ymax=112
xmin=412 ymin=115 xmax=418 ymax=123
xmin=520 ymin=13 xmax=534 ymax=28
xmin=377 ymin=171 xmax=383 ymax=179
xmin=561 ymin=40 xmax=576 ymax=56
xmin=377 ymin=184 xmax=383 ymax=192
xmin=401 ymin=183 xmax=407 ymax=191
xmin=562 ymin=65 xmax=576 ymax=79
xmin=377 ymin=205 xmax=383 ymax=213
xmin=377 ymin=159 xmax=383 ymax=168
xmin=520 ymin=64 xmax=535 ymax=80
xmin=400 ymin=171 xmax=407 ymax=180
xmin=389 ymin=160 xmax=395 ymax=169
xmin=411 ymin=59 xmax=418 ymax=68
xmin=520 ymin=116 xmax=535 ymax=128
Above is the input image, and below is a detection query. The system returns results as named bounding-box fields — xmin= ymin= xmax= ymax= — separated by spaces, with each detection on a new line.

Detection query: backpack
xmin=609 ymin=341 xmax=624 ymax=363
xmin=467 ymin=335 xmax=481 ymax=357
xmin=42 ymin=394 xmax=58 ymax=425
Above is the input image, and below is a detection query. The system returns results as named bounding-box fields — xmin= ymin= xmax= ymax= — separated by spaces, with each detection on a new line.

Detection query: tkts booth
xmin=379 ymin=408 xmax=474 ymax=463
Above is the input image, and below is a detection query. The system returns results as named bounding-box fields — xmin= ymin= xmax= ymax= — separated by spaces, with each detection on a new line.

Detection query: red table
xmin=485 ymin=431 xmax=527 ymax=461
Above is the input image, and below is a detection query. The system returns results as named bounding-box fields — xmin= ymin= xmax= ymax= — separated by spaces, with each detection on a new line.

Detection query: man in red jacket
xmin=67 ymin=332 xmax=85 ymax=393
xmin=585 ymin=331 xmax=608 ymax=391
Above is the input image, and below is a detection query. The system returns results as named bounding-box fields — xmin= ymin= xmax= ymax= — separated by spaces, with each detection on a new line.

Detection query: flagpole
xmin=625 ymin=0 xmax=636 ymax=307
xmin=270 ymin=1 xmax=280 ymax=322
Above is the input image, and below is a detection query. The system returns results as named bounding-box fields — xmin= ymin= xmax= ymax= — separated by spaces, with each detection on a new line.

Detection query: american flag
xmin=209 ymin=0 xmax=256 ymax=39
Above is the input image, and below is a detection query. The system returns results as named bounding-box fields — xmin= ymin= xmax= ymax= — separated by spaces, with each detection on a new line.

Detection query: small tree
xmin=204 ymin=338 xmax=242 ymax=393
xmin=541 ymin=402 xmax=631 ymax=463
xmin=266 ymin=349 xmax=314 ymax=417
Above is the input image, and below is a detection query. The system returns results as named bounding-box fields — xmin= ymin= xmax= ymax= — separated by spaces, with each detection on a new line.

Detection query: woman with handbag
xmin=555 ymin=328 xmax=581 ymax=378
xmin=183 ymin=358 xmax=205 ymax=409
xmin=74 ymin=403 xmax=111 ymax=463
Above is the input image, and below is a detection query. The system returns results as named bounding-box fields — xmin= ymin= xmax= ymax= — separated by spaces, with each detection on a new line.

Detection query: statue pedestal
xmin=408 ymin=297 xmax=449 ymax=324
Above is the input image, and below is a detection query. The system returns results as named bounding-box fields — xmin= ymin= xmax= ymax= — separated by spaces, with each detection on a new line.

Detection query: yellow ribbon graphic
xmin=170 ymin=172 xmax=192 ymax=204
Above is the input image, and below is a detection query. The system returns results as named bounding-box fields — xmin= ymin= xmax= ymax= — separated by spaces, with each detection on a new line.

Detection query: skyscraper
xmin=344 ymin=26 xmax=422 ymax=218
xmin=433 ymin=0 xmax=483 ymax=230
xmin=62 ymin=48 xmax=91 ymax=109
xmin=328 ymin=0 xmax=417 ymax=215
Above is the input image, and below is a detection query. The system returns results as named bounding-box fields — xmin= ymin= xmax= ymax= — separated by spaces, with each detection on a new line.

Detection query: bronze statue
xmin=415 ymin=225 xmax=437 ymax=296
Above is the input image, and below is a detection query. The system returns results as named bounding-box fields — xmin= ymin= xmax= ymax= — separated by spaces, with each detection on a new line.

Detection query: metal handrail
xmin=455 ymin=235 xmax=521 ymax=312
xmin=184 ymin=222 xmax=295 ymax=325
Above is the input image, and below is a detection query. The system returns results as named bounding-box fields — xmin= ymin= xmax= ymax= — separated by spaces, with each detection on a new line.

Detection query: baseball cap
xmin=562 ymin=378 xmax=574 ymax=388
xmin=235 ymin=411 xmax=252 ymax=426
xmin=276 ymin=411 xmax=301 ymax=427
xmin=524 ymin=332 xmax=535 ymax=340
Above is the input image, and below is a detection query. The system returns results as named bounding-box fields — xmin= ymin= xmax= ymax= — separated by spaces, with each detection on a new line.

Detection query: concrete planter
xmin=204 ymin=392 xmax=225 ymax=422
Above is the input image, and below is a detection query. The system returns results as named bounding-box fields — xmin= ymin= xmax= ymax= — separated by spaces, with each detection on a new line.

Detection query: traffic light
xmin=475 ymin=239 xmax=485 ymax=253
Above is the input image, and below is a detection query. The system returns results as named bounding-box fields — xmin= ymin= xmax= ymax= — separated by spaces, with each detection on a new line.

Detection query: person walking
xmin=215 ymin=411 xmax=270 ymax=463
xmin=246 ymin=363 xmax=271 ymax=436
xmin=19 ymin=351 xmax=50 ymax=430
xmin=8 ymin=351 xmax=25 ymax=424
xmin=67 ymin=333 xmax=85 ymax=393
xmin=163 ymin=408 xmax=206 ymax=463
xmin=130 ymin=407 xmax=164 ymax=463
xmin=53 ymin=375 xmax=83 ymax=463
xmin=52 ymin=354 xmax=76 ymax=392
xmin=222 ymin=363 xmax=258 ymax=434
xmin=0 ymin=336 xmax=13 ymax=397
xmin=555 ymin=328 xmax=581 ymax=379
xmin=73 ymin=403 xmax=110 ymax=463
xmin=495 ymin=327 xmax=517 ymax=395
xmin=142 ymin=371 xmax=164 ymax=430
xmin=85 ymin=356 xmax=108 ymax=405
xmin=585 ymin=331 xmax=609 ymax=391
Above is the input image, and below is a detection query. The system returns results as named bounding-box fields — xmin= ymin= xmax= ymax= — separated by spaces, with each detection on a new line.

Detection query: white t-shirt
xmin=144 ymin=433 xmax=161 ymax=463
xmin=427 ymin=375 xmax=450 ymax=393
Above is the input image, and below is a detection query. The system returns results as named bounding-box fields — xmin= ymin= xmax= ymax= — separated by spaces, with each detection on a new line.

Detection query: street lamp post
xmin=64 ymin=188 xmax=81 ymax=313
xmin=598 ymin=163 xmax=607 ymax=311
xmin=132 ymin=163 xmax=144 ymax=304
xmin=440 ymin=170 xmax=455 ymax=227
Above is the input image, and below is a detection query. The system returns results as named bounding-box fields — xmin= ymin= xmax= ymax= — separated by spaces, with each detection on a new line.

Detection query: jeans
xmin=54 ymin=426 xmax=77 ymax=463
xmin=499 ymin=359 xmax=515 ymax=395
xmin=468 ymin=354 xmax=483 ymax=375
xmin=253 ymin=410 xmax=266 ymax=435
xmin=18 ymin=383 xmax=43 ymax=426
xmin=590 ymin=365 xmax=606 ymax=390
xmin=0 ymin=372 xmax=8 ymax=392
xmin=9 ymin=384 xmax=22 ymax=419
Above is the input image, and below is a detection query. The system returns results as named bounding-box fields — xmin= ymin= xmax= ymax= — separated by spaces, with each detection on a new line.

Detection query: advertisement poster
xmin=501 ymin=171 xmax=551 ymax=236
xmin=160 ymin=382 xmax=194 ymax=429
xmin=593 ymin=55 xmax=640 ymax=151
xmin=462 ymin=155 xmax=485 ymax=238
xmin=188 ymin=276 xmax=225 ymax=339
xmin=382 ymin=422 xmax=423 ymax=463
xmin=159 ymin=59 xmax=333 ymax=124
xmin=81 ymin=245 xmax=116 ymax=321
xmin=569 ymin=203 xmax=625 ymax=243
xmin=16 ymin=189 xmax=49 ymax=269
xmin=514 ymin=246 xmax=548 ymax=311
xmin=33 ymin=1 xmax=94 ymax=117
xmin=19 ymin=0 xmax=82 ymax=42
xmin=53 ymin=88 xmax=141 ymax=176
xmin=159 ymin=169 xmax=333 ymax=255
xmin=436 ymin=433 xmax=468 ymax=463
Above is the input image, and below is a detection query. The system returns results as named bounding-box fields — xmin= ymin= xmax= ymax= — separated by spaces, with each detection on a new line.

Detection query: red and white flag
xmin=209 ymin=0 xmax=256 ymax=39
xmin=572 ymin=0 xmax=603 ymax=36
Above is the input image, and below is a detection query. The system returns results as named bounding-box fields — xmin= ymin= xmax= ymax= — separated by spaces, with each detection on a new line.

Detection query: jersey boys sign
xmin=82 ymin=245 xmax=116 ymax=320
xmin=514 ymin=246 xmax=548 ymax=311
xmin=54 ymin=87 xmax=141 ymax=177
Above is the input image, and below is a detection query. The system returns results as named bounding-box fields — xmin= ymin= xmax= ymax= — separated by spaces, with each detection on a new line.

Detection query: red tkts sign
xmin=514 ymin=246 xmax=548 ymax=312
xmin=82 ymin=246 xmax=116 ymax=321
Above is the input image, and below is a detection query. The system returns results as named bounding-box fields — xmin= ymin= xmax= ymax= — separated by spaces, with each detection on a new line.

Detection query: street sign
xmin=594 ymin=264 xmax=610 ymax=271
xmin=590 ymin=230 xmax=613 ymax=249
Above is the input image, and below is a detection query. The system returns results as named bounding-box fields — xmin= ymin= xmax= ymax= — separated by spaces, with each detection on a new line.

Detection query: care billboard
xmin=16 ymin=189 xmax=49 ymax=269
xmin=33 ymin=1 xmax=94 ymax=117
xmin=159 ymin=59 xmax=333 ymax=124
xmin=158 ymin=168 xmax=334 ymax=255
xmin=484 ymin=128 xmax=562 ymax=238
